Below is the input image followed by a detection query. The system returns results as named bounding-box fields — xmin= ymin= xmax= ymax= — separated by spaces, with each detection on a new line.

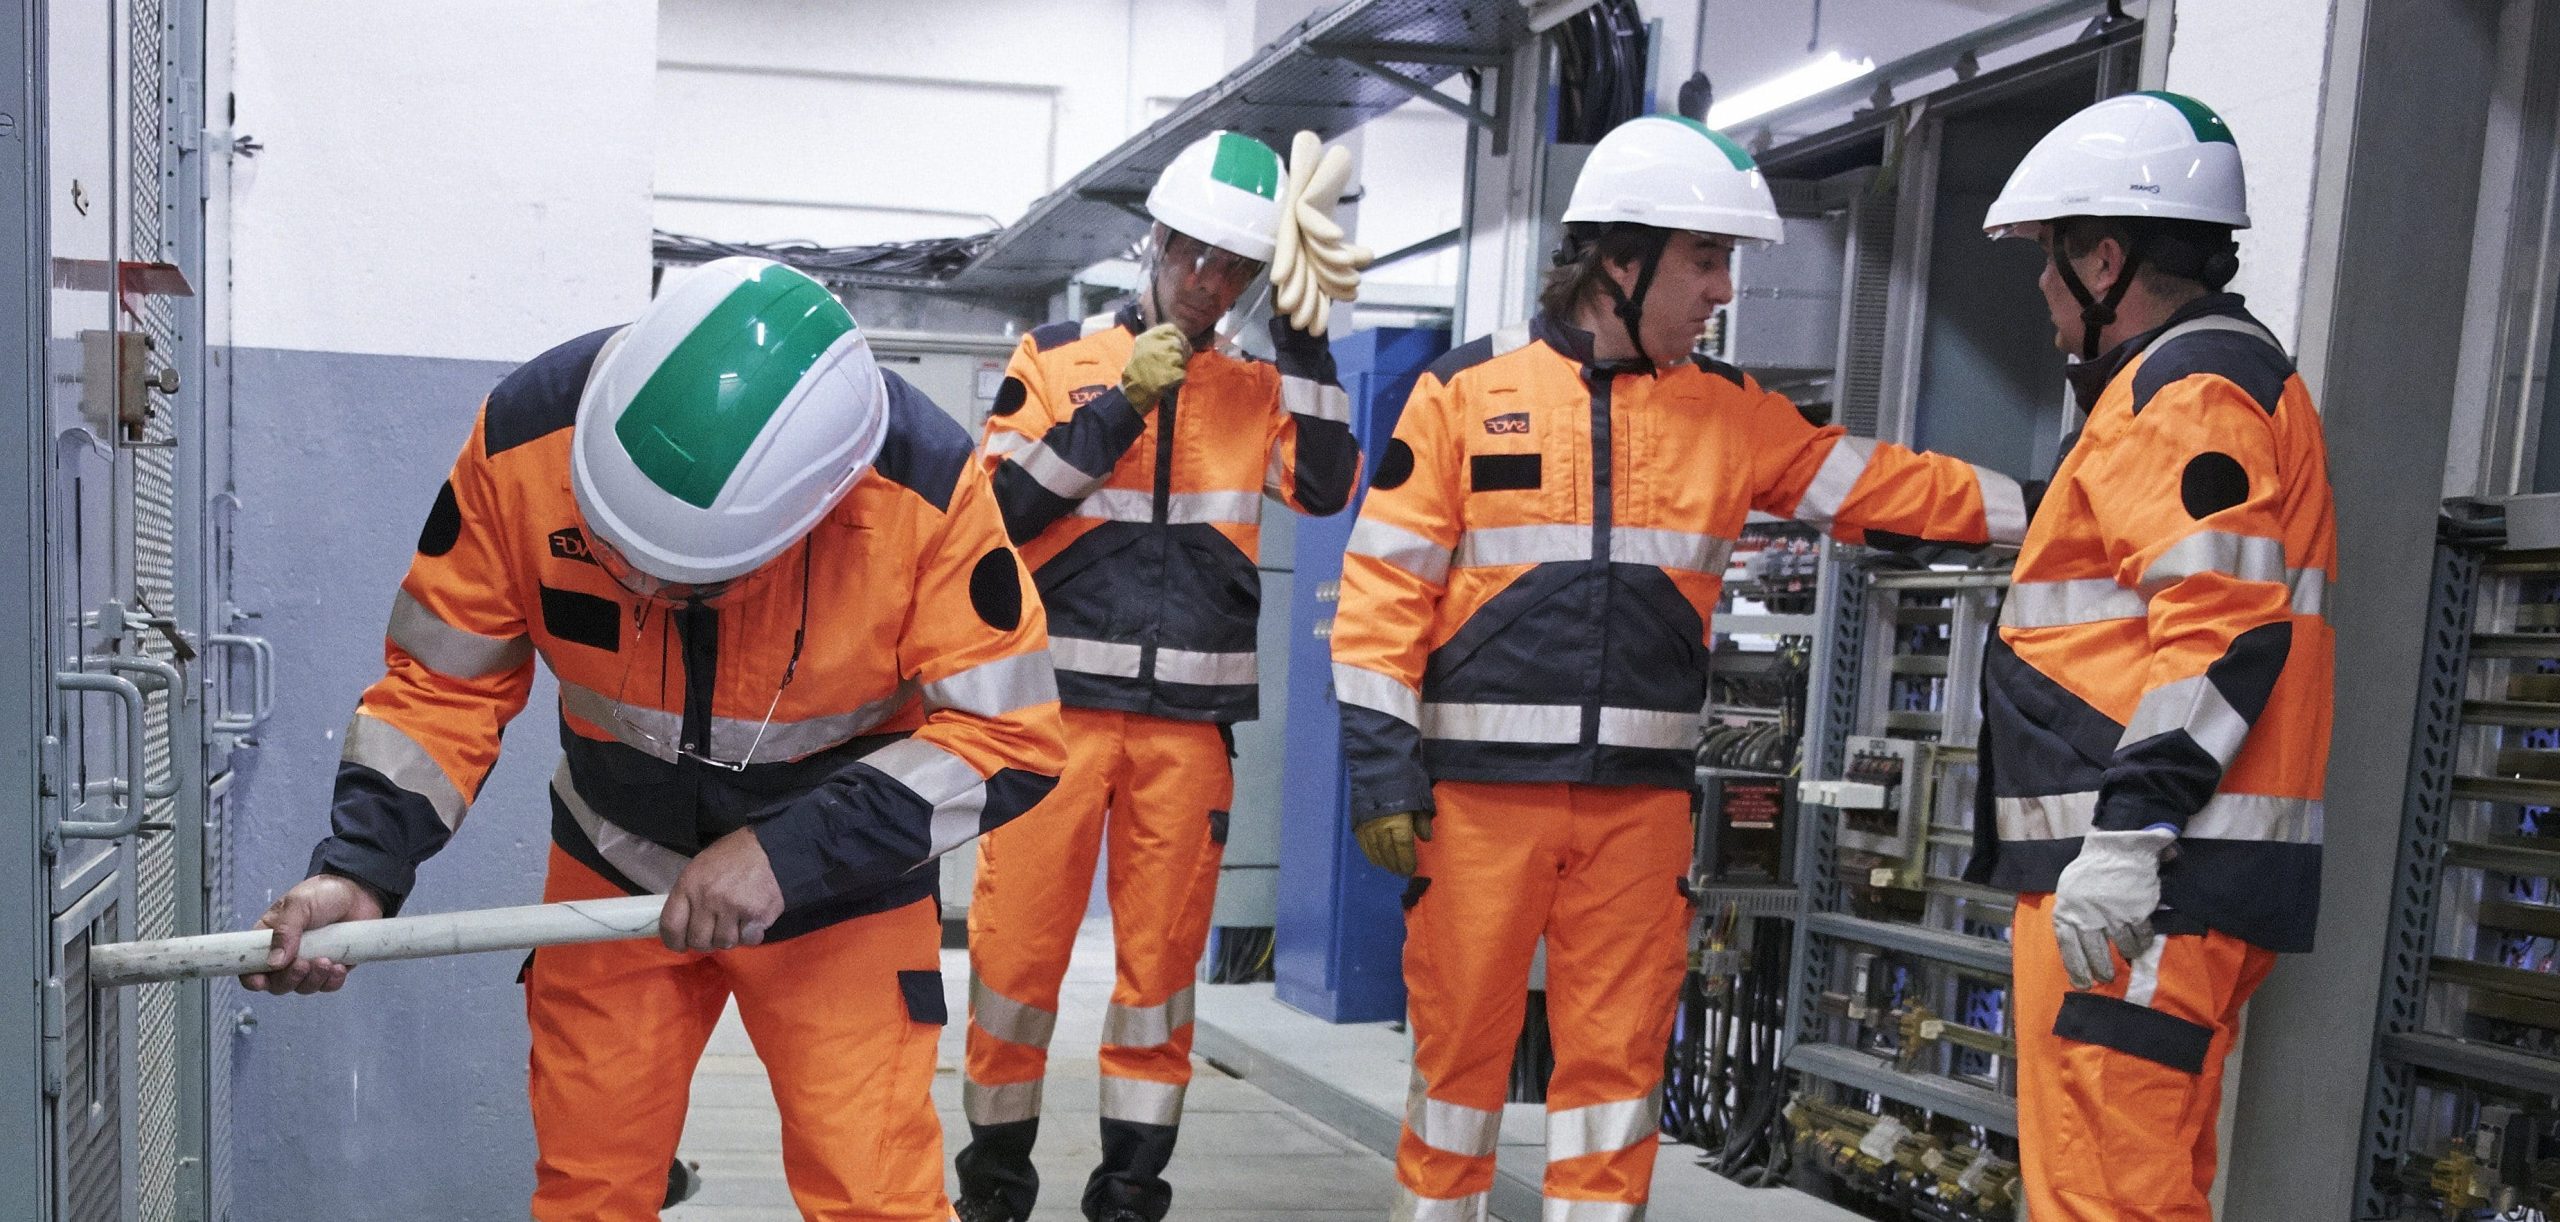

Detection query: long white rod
xmin=87 ymin=895 xmax=665 ymax=988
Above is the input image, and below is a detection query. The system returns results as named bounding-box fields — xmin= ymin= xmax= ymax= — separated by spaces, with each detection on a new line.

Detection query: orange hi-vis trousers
xmin=959 ymin=706 xmax=1233 ymax=1220
xmin=1395 ymin=780 xmax=1693 ymax=1222
xmin=524 ymin=848 xmax=951 ymax=1221
xmin=2012 ymin=892 xmax=2277 ymax=1221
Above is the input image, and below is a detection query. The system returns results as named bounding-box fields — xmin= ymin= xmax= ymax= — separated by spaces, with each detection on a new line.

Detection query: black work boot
xmin=955 ymin=1118 xmax=1042 ymax=1222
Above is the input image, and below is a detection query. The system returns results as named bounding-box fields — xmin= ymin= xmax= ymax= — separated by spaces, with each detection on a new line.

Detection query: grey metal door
xmin=32 ymin=0 xmax=216 ymax=1217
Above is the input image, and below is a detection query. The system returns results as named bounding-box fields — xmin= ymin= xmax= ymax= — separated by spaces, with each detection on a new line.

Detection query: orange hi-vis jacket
xmin=982 ymin=306 xmax=1359 ymax=724
xmin=1331 ymin=314 xmax=2027 ymax=815
xmin=1966 ymin=294 xmax=2336 ymax=953
xmin=312 ymin=328 xmax=1067 ymax=940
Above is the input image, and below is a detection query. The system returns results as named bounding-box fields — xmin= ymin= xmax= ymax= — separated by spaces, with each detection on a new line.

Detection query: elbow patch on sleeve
xmin=418 ymin=481 xmax=463 ymax=557
xmin=1372 ymin=438 xmax=1416 ymax=491
xmin=989 ymin=376 xmax=1029 ymax=418
xmin=969 ymin=548 xmax=1025 ymax=631
xmin=2180 ymin=452 xmax=2251 ymax=519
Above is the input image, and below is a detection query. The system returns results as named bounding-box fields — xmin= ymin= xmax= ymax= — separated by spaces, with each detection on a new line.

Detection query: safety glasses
xmin=596 ymin=541 xmax=812 ymax=772
xmin=1158 ymin=230 xmax=1266 ymax=291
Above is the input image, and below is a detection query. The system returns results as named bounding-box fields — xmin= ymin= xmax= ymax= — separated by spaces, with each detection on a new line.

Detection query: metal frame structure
xmin=4 ymin=0 xmax=58 ymax=1215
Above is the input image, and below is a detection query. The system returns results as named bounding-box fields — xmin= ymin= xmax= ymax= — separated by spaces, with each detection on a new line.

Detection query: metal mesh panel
xmin=59 ymin=903 xmax=125 ymax=1222
xmin=1837 ymin=189 xmax=1896 ymax=439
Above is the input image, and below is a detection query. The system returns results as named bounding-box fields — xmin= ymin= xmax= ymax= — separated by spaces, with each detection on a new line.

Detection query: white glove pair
xmin=1271 ymin=131 xmax=1373 ymax=334
xmin=2049 ymin=827 xmax=2178 ymax=990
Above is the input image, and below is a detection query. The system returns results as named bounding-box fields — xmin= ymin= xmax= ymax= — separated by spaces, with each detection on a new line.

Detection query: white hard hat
xmin=571 ymin=256 xmax=888 ymax=589
xmin=1146 ymin=131 xmax=1284 ymax=263
xmin=1561 ymin=115 xmax=1784 ymax=244
xmin=1984 ymin=91 xmax=2251 ymax=235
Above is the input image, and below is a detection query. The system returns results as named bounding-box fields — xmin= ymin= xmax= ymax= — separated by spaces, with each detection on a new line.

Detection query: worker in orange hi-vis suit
xmin=1330 ymin=115 xmax=2028 ymax=1222
xmin=957 ymin=130 xmax=1361 ymax=1222
xmin=244 ymin=257 xmax=1066 ymax=1222
xmin=1965 ymin=92 xmax=2336 ymax=1222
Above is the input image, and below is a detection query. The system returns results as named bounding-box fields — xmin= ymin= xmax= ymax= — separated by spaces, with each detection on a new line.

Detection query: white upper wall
xmin=225 ymin=0 xmax=657 ymax=362
xmin=654 ymin=0 xmax=1231 ymax=249
xmin=2163 ymin=0 xmax=2335 ymax=351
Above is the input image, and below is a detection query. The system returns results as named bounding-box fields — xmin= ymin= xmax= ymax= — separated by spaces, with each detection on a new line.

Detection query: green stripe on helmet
xmin=1655 ymin=114 xmax=1757 ymax=171
xmin=1208 ymin=131 xmax=1282 ymax=200
xmin=615 ymin=267 xmax=854 ymax=510
xmin=2134 ymin=90 xmax=2237 ymax=145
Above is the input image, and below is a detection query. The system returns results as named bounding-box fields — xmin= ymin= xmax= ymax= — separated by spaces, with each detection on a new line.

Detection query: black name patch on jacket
xmin=1484 ymin=411 xmax=1530 ymax=435
xmin=539 ymin=586 xmax=621 ymax=653
xmin=1470 ymin=453 xmax=1542 ymax=492
xmin=548 ymin=526 xmax=597 ymax=566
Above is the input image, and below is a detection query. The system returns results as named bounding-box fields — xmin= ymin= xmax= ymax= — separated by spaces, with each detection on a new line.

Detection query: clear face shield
xmin=1138 ymin=225 xmax=1270 ymax=346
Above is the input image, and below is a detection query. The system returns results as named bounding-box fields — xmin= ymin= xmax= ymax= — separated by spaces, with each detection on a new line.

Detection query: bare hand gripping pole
xmin=86 ymin=895 xmax=666 ymax=988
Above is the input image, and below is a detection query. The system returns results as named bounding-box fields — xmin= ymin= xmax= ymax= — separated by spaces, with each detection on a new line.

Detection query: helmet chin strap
xmin=1593 ymin=228 xmax=1674 ymax=369
xmin=2049 ymin=226 xmax=2150 ymax=361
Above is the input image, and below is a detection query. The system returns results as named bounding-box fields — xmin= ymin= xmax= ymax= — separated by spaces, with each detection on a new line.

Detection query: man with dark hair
xmin=1968 ymin=91 xmax=2338 ymax=1221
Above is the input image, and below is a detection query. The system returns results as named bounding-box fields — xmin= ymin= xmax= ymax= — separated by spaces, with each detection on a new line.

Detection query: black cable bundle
xmin=1509 ymin=991 xmax=1556 ymax=1103
xmin=1202 ymin=925 xmax=1275 ymax=984
xmin=1552 ymin=0 xmax=1650 ymax=144
xmin=653 ymin=228 xmax=996 ymax=285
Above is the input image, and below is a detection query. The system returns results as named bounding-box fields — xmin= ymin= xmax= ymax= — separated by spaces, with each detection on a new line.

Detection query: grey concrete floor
xmin=663 ymin=918 xmax=1393 ymax=1221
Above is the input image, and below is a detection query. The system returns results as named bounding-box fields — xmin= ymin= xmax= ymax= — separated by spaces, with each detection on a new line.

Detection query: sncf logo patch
xmin=1070 ymin=384 xmax=1111 ymax=408
xmin=1485 ymin=412 xmax=1531 ymax=435
xmin=549 ymin=527 xmax=596 ymax=566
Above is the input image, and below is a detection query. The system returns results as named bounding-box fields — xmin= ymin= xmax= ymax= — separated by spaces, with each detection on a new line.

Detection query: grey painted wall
xmin=225 ymin=344 xmax=554 ymax=1218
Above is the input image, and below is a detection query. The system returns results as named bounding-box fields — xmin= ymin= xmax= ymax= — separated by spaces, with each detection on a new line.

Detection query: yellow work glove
xmin=1354 ymin=810 xmax=1432 ymax=877
xmin=1120 ymin=323 xmax=1192 ymax=413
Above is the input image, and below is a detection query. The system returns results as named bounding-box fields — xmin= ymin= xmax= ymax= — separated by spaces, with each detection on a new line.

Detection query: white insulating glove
xmin=1270 ymin=130 xmax=1374 ymax=335
xmin=2049 ymin=827 xmax=2177 ymax=990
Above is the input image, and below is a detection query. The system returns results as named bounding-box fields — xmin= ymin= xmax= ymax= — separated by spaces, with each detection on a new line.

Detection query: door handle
xmin=206 ymin=632 xmax=274 ymax=735
xmin=88 ymin=654 xmax=182 ymax=800
xmin=55 ymin=671 xmax=147 ymax=840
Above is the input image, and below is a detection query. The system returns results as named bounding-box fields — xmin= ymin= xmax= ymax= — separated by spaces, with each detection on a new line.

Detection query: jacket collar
xmin=1531 ymin=311 xmax=1659 ymax=379
xmin=2063 ymin=292 xmax=2255 ymax=413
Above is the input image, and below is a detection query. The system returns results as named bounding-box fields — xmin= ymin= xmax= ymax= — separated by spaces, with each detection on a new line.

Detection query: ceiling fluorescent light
xmin=1708 ymin=50 xmax=1876 ymax=130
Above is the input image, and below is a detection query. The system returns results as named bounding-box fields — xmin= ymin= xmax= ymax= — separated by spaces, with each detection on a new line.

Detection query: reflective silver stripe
xmin=1006 ymin=438 xmax=1104 ymax=500
xmin=1264 ymin=445 xmax=1290 ymax=501
xmin=1070 ymin=487 xmax=1263 ymax=526
xmin=1348 ymin=517 xmax=1452 ymax=585
xmin=1155 ymin=648 xmax=1257 ymax=689
xmin=1546 ymin=1090 xmax=1662 ymax=1162
xmin=1455 ymin=523 xmax=1590 ymax=569
xmin=2290 ymin=566 xmax=2330 ymax=617
xmin=969 ymin=974 xmax=1057 ymax=1050
xmin=983 ymin=431 xmax=1034 ymax=460
xmin=386 ymin=590 xmax=530 ymax=680
xmin=2124 ymin=934 xmax=2167 ymax=1009
xmin=1424 ymin=702 xmax=1581 ymax=744
xmin=1101 ymin=986 xmax=1195 ymax=1049
xmin=1283 ymin=375 xmax=1353 ymax=424
xmin=1595 ymin=707 xmax=1699 ymax=751
xmin=341 ymin=711 xmax=466 ymax=829
xmin=1333 ymin=663 xmax=1421 ymax=727
xmin=865 ymin=738 xmax=990 ymax=859
xmin=2139 ymin=529 xmax=2287 ymax=594
xmin=560 ymin=681 xmax=912 ymax=765
xmin=923 ymin=651 xmax=1059 ymax=718
xmin=1395 ymin=1190 xmax=1491 ymax=1222
xmin=550 ymin=761 xmax=687 ymax=893
xmin=1978 ymin=466 xmax=2029 ymax=545
xmin=2121 ymin=674 xmax=2252 ymax=765
xmin=1406 ymin=1069 xmax=1500 ymax=1157
xmin=964 ymin=1077 xmax=1044 ymax=1126
xmin=1050 ymin=636 xmax=1144 ymax=679
xmin=1555 ymin=1194 xmax=1646 ymax=1221
xmin=1610 ymin=527 xmax=1735 ymax=574
xmin=1411 ymin=1094 xmax=1500 ymax=1156
xmin=2001 ymin=578 xmax=2149 ymax=629
xmin=1793 ymin=435 xmax=1877 ymax=528
xmin=1996 ymin=791 xmax=2322 ymax=844
xmin=1098 ymin=1074 xmax=1186 ymax=1126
